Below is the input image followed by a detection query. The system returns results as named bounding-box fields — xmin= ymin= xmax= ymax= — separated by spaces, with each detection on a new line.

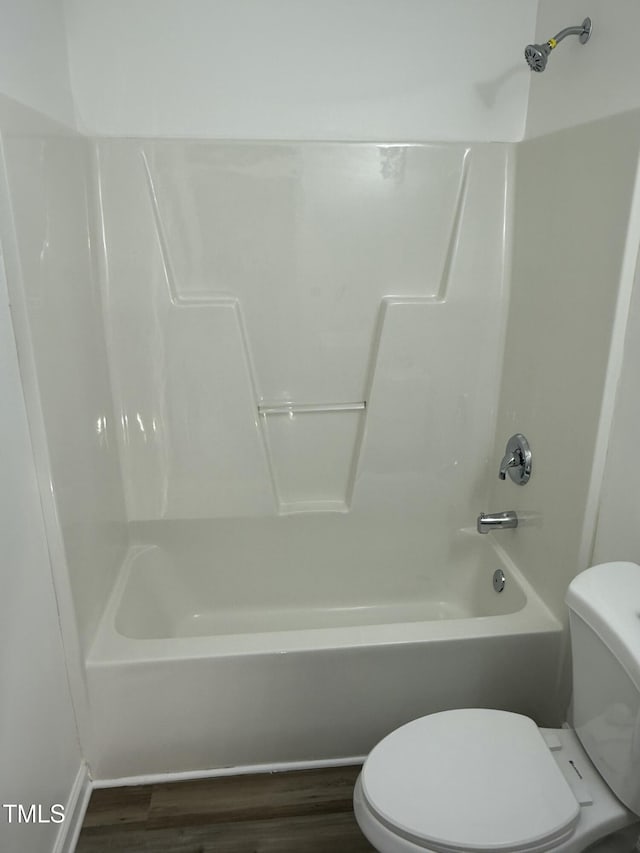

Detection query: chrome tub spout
xmin=477 ymin=511 xmax=518 ymax=534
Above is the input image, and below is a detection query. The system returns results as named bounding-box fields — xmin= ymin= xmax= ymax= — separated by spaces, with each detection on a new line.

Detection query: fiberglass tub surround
xmin=79 ymin=136 xmax=570 ymax=779
xmin=83 ymin=112 xmax=640 ymax=781
xmin=98 ymin=140 xmax=509 ymax=521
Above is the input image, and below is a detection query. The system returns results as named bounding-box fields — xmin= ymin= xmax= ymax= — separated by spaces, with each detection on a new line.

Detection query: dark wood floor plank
xmin=75 ymin=765 xmax=373 ymax=852
xmin=81 ymin=785 xmax=152 ymax=828
xmin=76 ymin=812 xmax=375 ymax=853
xmin=147 ymin=765 xmax=362 ymax=829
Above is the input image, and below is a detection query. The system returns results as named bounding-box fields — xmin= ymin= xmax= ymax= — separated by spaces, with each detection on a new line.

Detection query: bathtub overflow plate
xmin=493 ymin=569 xmax=506 ymax=593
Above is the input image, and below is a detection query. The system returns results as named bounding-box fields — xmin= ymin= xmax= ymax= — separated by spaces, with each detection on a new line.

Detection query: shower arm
xmin=546 ymin=21 xmax=591 ymax=49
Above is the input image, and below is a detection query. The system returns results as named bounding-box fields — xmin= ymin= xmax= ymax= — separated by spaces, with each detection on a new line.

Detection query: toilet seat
xmin=360 ymin=709 xmax=581 ymax=853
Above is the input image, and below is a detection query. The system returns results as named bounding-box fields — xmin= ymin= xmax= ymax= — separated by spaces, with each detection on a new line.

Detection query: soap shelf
xmin=257 ymin=400 xmax=367 ymax=514
xmin=258 ymin=401 xmax=366 ymax=416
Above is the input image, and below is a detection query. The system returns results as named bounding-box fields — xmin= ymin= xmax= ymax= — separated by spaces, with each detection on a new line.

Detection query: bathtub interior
xmin=113 ymin=516 xmax=528 ymax=640
xmin=86 ymin=522 xmax=564 ymax=779
xmin=86 ymin=518 xmax=565 ymax=779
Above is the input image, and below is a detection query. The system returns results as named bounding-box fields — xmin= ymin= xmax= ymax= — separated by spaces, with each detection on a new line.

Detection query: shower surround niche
xmin=98 ymin=140 xmax=510 ymax=521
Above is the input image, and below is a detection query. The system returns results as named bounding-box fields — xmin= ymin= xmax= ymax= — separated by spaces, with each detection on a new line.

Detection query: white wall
xmin=487 ymin=110 xmax=640 ymax=624
xmin=593 ymin=192 xmax=640 ymax=566
xmin=0 ymin=7 xmax=89 ymax=850
xmin=0 ymin=0 xmax=75 ymax=128
xmin=526 ymin=1 xmax=640 ymax=138
xmin=0 ymin=98 xmax=128 ymax=662
xmin=11 ymin=0 xmax=640 ymax=143
xmin=524 ymin=2 xmax=640 ymax=586
xmin=530 ymin=4 xmax=640 ymax=571
xmin=0 ymin=220 xmax=83 ymax=852
xmin=64 ymin=0 xmax=535 ymax=142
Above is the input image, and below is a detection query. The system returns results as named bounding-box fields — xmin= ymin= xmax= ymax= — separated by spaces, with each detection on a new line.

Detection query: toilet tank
xmin=566 ymin=562 xmax=640 ymax=816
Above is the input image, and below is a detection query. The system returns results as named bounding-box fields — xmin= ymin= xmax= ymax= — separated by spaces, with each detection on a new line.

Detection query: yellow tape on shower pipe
xmin=547 ymin=38 xmax=558 ymax=49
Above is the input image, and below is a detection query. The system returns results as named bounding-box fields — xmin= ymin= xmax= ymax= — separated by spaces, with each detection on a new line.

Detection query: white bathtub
xmin=86 ymin=517 xmax=564 ymax=782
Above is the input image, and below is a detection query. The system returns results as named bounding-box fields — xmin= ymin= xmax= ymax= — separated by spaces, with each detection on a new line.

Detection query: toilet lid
xmin=361 ymin=709 xmax=580 ymax=853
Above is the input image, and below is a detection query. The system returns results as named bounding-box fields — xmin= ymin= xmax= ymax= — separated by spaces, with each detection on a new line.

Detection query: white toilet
xmin=354 ymin=562 xmax=640 ymax=853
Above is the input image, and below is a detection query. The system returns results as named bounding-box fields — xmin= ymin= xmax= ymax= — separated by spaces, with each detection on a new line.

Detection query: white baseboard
xmin=53 ymin=762 xmax=92 ymax=853
xmin=93 ymin=754 xmax=365 ymax=789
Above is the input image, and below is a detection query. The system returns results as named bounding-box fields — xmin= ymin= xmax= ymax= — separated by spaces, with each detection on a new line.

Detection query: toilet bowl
xmin=353 ymin=563 xmax=640 ymax=853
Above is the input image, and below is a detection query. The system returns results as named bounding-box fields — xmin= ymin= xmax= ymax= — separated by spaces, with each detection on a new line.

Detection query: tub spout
xmin=477 ymin=511 xmax=518 ymax=534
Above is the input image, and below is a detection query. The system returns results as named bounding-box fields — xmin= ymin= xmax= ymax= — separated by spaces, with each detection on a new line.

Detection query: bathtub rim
xmin=87 ymin=535 xmax=561 ymax=665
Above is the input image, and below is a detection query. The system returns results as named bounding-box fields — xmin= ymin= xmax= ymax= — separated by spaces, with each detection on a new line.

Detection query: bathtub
xmin=86 ymin=517 xmax=564 ymax=782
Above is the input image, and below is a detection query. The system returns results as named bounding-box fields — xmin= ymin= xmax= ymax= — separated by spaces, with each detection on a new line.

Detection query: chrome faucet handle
xmin=498 ymin=434 xmax=532 ymax=485
xmin=499 ymin=452 xmax=520 ymax=480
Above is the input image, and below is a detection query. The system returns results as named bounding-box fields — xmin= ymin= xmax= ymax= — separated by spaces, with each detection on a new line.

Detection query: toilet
xmin=354 ymin=562 xmax=640 ymax=853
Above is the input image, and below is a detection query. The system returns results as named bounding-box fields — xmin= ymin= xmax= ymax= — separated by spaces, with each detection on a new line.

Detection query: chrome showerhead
xmin=524 ymin=42 xmax=552 ymax=73
xmin=524 ymin=17 xmax=592 ymax=73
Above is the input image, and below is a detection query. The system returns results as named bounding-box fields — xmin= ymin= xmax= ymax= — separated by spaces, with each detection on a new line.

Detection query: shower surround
xmin=2 ymin=119 xmax=571 ymax=780
xmin=97 ymin=140 xmax=509 ymax=522
xmin=81 ymin=137 xmax=568 ymax=779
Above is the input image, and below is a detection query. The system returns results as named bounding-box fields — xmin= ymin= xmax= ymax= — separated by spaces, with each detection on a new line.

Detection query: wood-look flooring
xmin=75 ymin=765 xmax=375 ymax=852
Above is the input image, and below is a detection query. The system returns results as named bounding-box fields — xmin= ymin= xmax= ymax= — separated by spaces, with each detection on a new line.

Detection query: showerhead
xmin=524 ymin=42 xmax=552 ymax=73
xmin=524 ymin=17 xmax=592 ymax=73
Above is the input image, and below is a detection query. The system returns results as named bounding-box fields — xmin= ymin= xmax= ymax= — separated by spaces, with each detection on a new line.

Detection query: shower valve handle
xmin=498 ymin=434 xmax=532 ymax=485
xmin=499 ymin=452 xmax=520 ymax=480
